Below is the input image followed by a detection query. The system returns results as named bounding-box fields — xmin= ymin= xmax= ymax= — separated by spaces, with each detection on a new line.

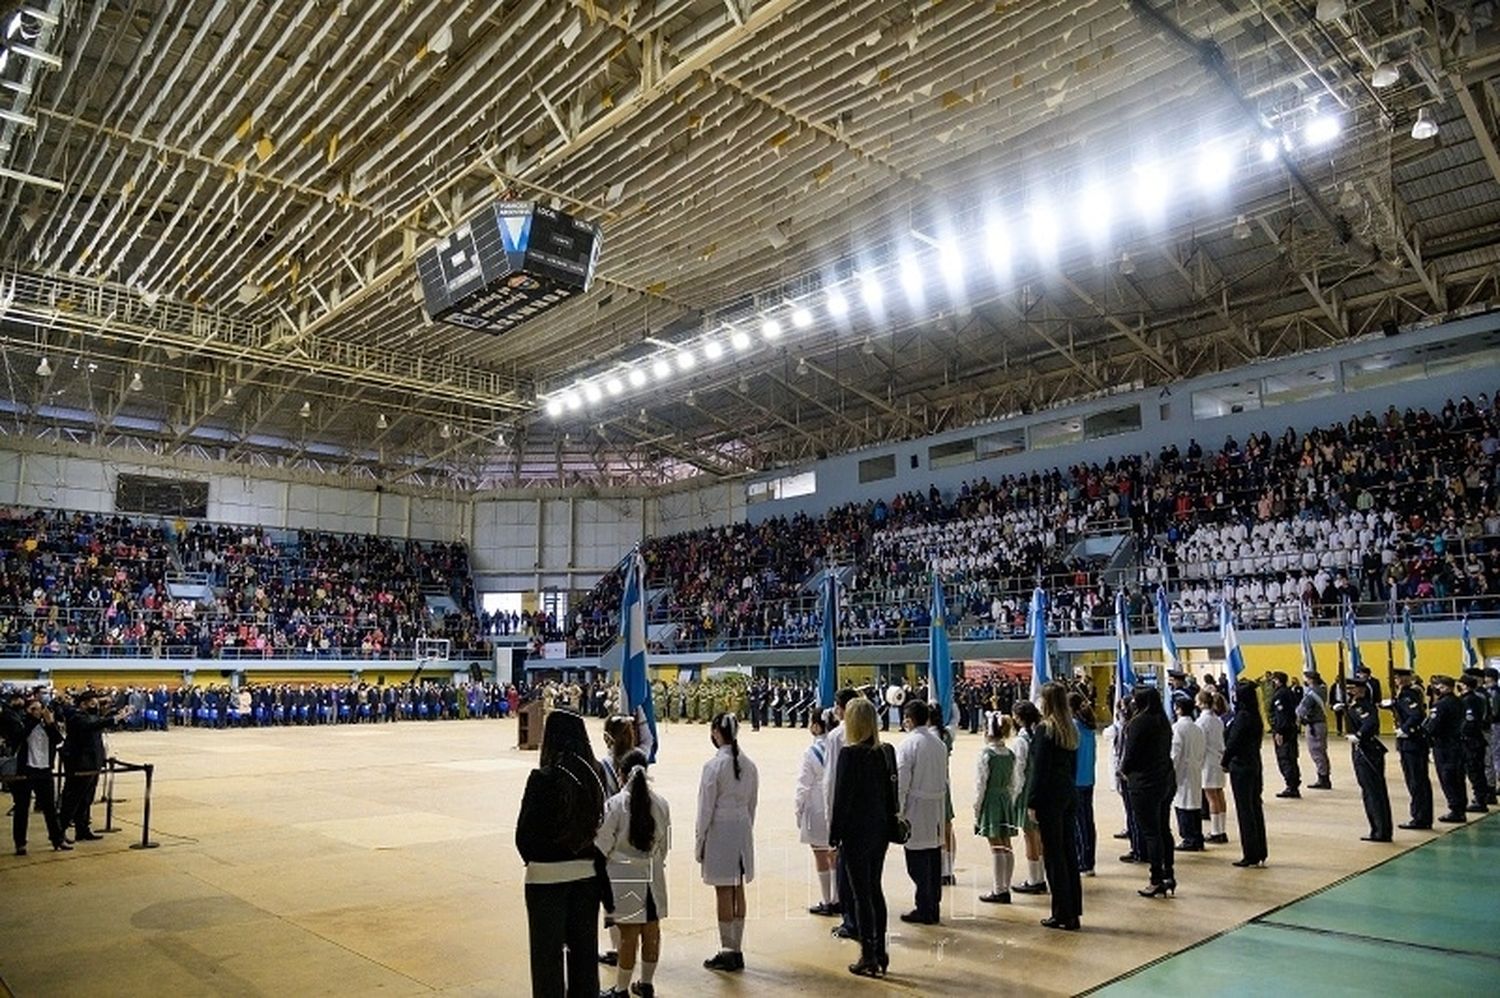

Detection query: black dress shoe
xmin=979 ymin=891 xmax=1011 ymax=904
xmin=1275 ymin=789 xmax=1301 ymax=799
xmin=1012 ymin=880 xmax=1048 ymax=894
xmin=1176 ymin=841 xmax=1204 ymax=852
xmin=1207 ymin=833 xmax=1229 ymax=844
xmin=13 ymin=846 xmax=24 ymax=856
xmin=1308 ymin=780 xmax=1333 ymax=790
xmin=899 ymin=910 xmax=938 ymax=925
xmin=1040 ymin=916 xmax=1080 ymax=930
xmin=1466 ymin=804 xmax=1489 ymax=813
xmin=1397 ymin=822 xmax=1432 ymax=831
xmin=1438 ymin=813 xmax=1466 ymax=823
xmin=52 ymin=840 xmax=73 ymax=852
xmin=74 ymin=831 xmax=104 ymax=842
xmin=599 ymin=951 xmax=618 ymax=967
xmin=1118 ymin=853 xmax=1142 ymax=863
xmin=831 ymin=924 xmax=855 ymax=939
xmin=703 ymin=951 xmax=743 ymax=972
xmin=1231 ymin=858 xmax=1264 ymax=868
xmin=1360 ymin=835 xmax=1392 ymax=842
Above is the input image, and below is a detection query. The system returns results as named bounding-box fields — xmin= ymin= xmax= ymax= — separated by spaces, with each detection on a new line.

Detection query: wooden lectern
xmin=518 ymin=700 xmax=544 ymax=750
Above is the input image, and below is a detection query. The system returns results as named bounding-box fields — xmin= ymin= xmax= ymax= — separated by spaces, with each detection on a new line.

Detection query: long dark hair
xmin=712 ymin=712 xmax=742 ymax=779
xmin=619 ymin=748 xmax=655 ymax=853
xmin=539 ymin=710 xmax=605 ymax=853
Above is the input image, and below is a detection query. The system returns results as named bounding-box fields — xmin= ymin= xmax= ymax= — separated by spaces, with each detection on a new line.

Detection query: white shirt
xmin=896 ymin=725 xmax=949 ymax=851
xmin=26 ymin=721 xmax=50 ymax=769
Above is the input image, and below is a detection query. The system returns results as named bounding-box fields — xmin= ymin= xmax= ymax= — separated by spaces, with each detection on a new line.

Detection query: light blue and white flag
xmin=1299 ymin=601 xmax=1318 ymax=677
xmin=1029 ymin=587 xmax=1049 ymax=705
xmin=1343 ymin=600 xmax=1364 ymax=676
xmin=818 ymin=573 xmax=839 ymax=710
xmin=1221 ymin=600 xmax=1246 ymax=708
xmin=1403 ymin=606 xmax=1416 ymax=673
xmin=1155 ymin=586 xmax=1180 ymax=678
xmin=619 ymin=550 xmax=658 ymax=762
xmin=1116 ymin=590 xmax=1138 ymax=709
xmin=1463 ymin=613 xmax=1480 ymax=671
xmin=929 ymin=574 xmax=955 ymax=726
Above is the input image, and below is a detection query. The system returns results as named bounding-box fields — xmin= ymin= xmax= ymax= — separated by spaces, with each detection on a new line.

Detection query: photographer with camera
xmin=8 ymin=695 xmax=70 ymax=855
xmin=59 ymin=690 xmax=129 ymax=843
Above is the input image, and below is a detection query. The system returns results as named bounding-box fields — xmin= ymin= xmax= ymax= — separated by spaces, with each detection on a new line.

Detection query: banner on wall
xmin=542 ymin=641 xmax=567 ymax=660
xmin=962 ymin=660 xmax=1032 ymax=681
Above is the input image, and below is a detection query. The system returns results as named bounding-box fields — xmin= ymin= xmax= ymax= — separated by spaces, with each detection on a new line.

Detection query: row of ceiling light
xmin=542 ymin=98 xmax=1438 ymax=421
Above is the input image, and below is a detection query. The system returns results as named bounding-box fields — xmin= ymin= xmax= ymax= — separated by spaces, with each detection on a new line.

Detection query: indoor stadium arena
xmin=2 ymin=1 xmax=1499 ymax=996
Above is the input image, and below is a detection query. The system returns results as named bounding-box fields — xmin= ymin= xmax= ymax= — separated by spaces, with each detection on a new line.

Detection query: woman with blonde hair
xmin=974 ymin=712 xmax=1020 ymax=903
xmin=829 ymin=697 xmax=897 ymax=977
xmin=1027 ymin=682 xmax=1082 ymax=930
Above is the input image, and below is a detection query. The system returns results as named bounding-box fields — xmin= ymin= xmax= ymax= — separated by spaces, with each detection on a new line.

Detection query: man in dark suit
xmin=9 ymin=697 xmax=70 ymax=856
xmin=59 ymin=691 xmax=127 ymax=842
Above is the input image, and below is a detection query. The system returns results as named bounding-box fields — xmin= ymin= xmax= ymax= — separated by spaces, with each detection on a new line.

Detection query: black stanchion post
xmin=102 ymin=760 xmax=120 ymax=833
xmin=129 ymin=763 xmax=159 ymax=850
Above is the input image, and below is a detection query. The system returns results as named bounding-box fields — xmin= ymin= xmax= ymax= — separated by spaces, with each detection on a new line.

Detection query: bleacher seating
xmin=0 ymin=510 xmax=482 ymax=658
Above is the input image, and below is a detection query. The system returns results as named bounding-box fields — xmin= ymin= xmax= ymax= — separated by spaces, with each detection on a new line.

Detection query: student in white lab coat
xmin=596 ymin=749 xmax=670 ymax=998
xmin=1170 ymin=695 xmax=1207 ymax=851
xmin=697 ymin=712 xmax=759 ymax=973
xmin=896 ymin=699 xmax=949 ymax=924
xmin=796 ymin=709 xmax=839 ymax=916
xmin=1196 ymin=690 xmax=1229 ymax=844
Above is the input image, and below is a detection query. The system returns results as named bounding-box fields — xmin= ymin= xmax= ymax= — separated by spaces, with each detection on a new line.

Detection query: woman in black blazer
xmin=1026 ymin=682 xmax=1081 ymax=930
xmin=829 ymin=699 xmax=894 ymax=977
xmin=1221 ymin=680 xmax=1268 ymax=867
xmin=1119 ymin=687 xmax=1176 ymax=896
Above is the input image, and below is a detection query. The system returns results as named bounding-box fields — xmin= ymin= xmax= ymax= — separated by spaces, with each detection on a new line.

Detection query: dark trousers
xmin=1073 ymin=784 xmax=1096 ymax=872
xmin=1433 ymin=744 xmax=1467 ymax=816
xmin=1229 ymin=765 xmax=1268 ymax=863
xmin=11 ymin=766 xmax=65 ymax=848
xmin=1129 ymin=786 xmax=1174 ymax=885
xmin=844 ymin=842 xmax=889 ymax=947
xmin=524 ymin=879 xmax=601 ymax=998
xmin=58 ymin=770 xmax=99 ymax=833
xmin=1274 ymin=733 xmax=1301 ymax=791
xmin=1037 ymin=802 xmax=1082 ymax=922
xmin=1398 ymin=742 xmax=1433 ymax=826
xmin=1121 ymin=782 xmax=1145 ymax=858
xmin=836 ymin=851 xmax=856 ymax=933
xmin=1462 ymin=740 xmax=1488 ymax=806
xmin=1353 ymin=746 xmax=1393 ymax=840
xmin=903 ymin=847 xmax=941 ymax=921
xmin=1175 ymin=805 xmax=1204 ymax=849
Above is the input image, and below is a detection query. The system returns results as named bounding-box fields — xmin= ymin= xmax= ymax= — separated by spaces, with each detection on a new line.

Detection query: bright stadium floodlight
xmin=858 ymin=270 xmax=884 ymax=311
xmin=826 ymin=286 xmax=849 ymax=318
xmin=730 ymin=328 xmax=752 ymax=351
xmin=1132 ymin=160 xmax=1169 ymax=222
xmin=938 ymin=238 xmax=964 ymax=289
xmin=675 ymin=349 xmax=696 ymax=371
xmin=898 ymin=250 xmax=923 ymax=305
xmin=652 ymin=357 xmax=672 ymax=381
xmin=583 ymin=382 xmax=603 ymax=404
xmin=761 ymin=318 xmax=782 ymax=340
xmin=1304 ymin=110 xmax=1341 ymax=146
xmin=564 ymin=390 xmax=582 ymax=412
xmin=606 ymin=376 xmax=624 ymax=396
xmin=1028 ymin=202 xmax=1059 ymax=263
xmin=546 ymin=397 xmax=564 ymax=417
xmin=1077 ymin=184 xmax=1111 ymax=246
xmin=628 ymin=367 xmax=648 ymax=388
xmin=791 ymin=305 xmax=813 ymax=329
xmin=703 ymin=339 xmax=724 ymax=361
xmin=984 ymin=215 xmax=1011 ymax=275
xmin=1196 ymin=141 xmax=1234 ymax=194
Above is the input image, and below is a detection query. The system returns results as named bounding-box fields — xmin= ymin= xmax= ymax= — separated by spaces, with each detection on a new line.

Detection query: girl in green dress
xmin=974 ymin=713 xmax=1020 ymax=903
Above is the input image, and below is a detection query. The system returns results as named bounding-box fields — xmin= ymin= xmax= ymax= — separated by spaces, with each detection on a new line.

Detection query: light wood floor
xmin=0 ymin=717 xmax=1465 ymax=997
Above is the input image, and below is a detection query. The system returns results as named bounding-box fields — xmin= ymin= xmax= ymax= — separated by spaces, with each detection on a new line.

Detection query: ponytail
xmin=714 ymin=712 xmax=742 ymax=779
xmin=620 ymin=749 xmax=655 ymax=853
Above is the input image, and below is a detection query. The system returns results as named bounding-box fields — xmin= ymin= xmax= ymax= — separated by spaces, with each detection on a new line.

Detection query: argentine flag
xmin=818 ymin=572 xmax=839 ymax=710
xmin=929 ymin=574 xmax=955 ymax=727
xmin=1115 ymin=590 xmax=1138 ymax=708
xmin=619 ymin=550 xmax=658 ymax=762
xmin=1463 ymin=614 xmax=1480 ymax=671
xmin=1029 ymin=587 xmax=1049 ymax=705
xmin=1221 ymin=601 xmax=1246 ymax=708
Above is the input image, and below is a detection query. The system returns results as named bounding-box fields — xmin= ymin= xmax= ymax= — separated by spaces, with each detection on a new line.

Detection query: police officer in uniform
xmin=1298 ymin=670 xmax=1332 ymax=790
xmin=1456 ymin=671 xmax=1491 ymax=813
xmin=1268 ymin=672 xmax=1302 ymax=798
xmin=1340 ymin=679 xmax=1392 ymax=842
xmin=1425 ymin=676 xmax=1468 ymax=823
xmin=1384 ymin=668 xmax=1433 ymax=830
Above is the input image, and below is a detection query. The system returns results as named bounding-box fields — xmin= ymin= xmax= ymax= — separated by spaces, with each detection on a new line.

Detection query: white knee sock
xmin=817 ymin=868 xmax=833 ymax=904
xmin=729 ymin=918 xmax=745 ymax=952
xmin=640 ymin=961 xmax=656 ymax=984
xmin=829 ymin=865 xmax=840 ymax=903
xmin=990 ymin=850 xmax=1007 ymax=892
xmin=1028 ymin=859 xmax=1045 ymax=885
xmin=608 ymin=924 xmax=620 ymax=952
xmin=616 ymin=966 xmax=632 ymax=990
xmin=719 ymin=919 xmax=733 ymax=950
xmin=942 ymin=848 xmax=954 ymax=878
xmin=1212 ymin=812 xmax=1226 ymax=837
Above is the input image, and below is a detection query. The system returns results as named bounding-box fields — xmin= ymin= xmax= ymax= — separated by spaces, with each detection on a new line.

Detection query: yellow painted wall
xmin=649 ymin=665 xmax=680 ymax=683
